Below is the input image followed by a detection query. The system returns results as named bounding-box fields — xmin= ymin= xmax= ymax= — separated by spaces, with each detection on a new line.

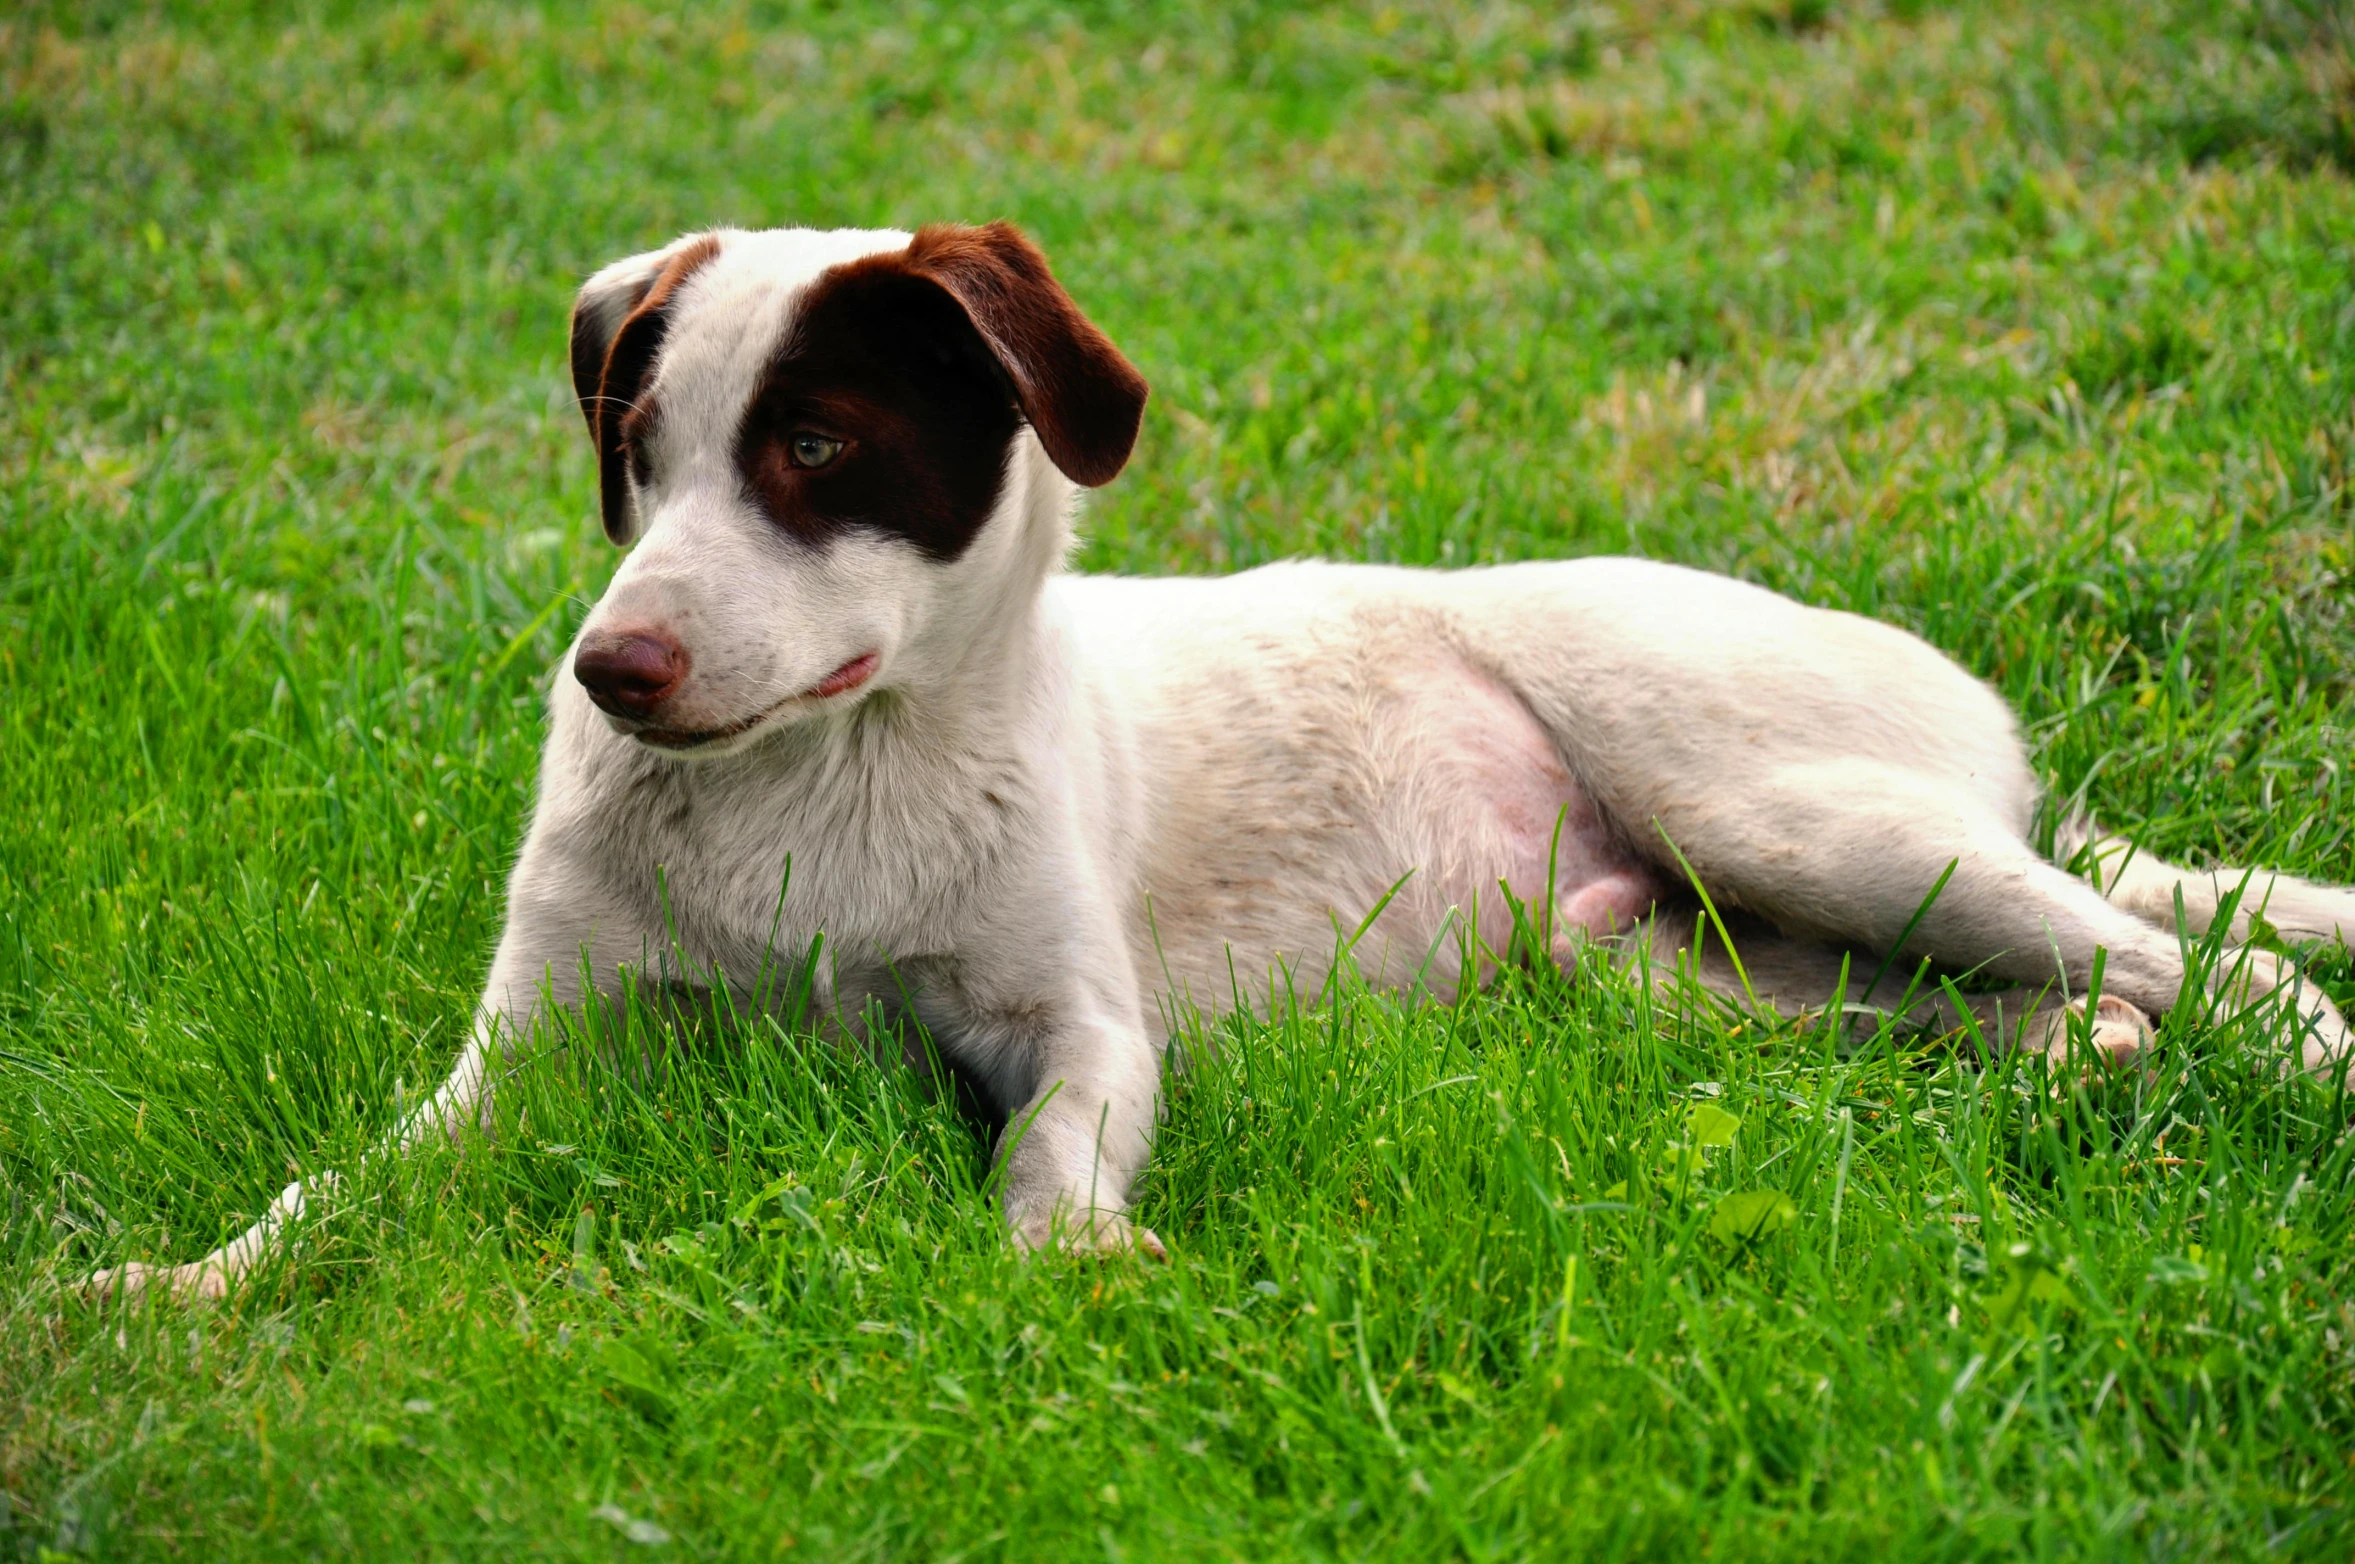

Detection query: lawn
xmin=6 ymin=0 xmax=2355 ymax=1556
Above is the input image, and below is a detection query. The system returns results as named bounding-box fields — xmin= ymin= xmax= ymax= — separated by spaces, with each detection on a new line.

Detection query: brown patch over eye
xmin=731 ymin=223 xmax=1148 ymax=560
xmin=733 ymin=266 xmax=1022 ymax=559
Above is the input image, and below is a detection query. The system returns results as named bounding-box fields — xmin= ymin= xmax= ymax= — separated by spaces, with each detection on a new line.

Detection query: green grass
xmin=6 ymin=0 xmax=2355 ymax=1556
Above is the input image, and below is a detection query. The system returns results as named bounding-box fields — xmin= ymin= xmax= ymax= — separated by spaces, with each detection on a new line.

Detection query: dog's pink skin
xmin=810 ymin=651 xmax=879 ymax=700
xmin=1353 ymin=653 xmax=1663 ymax=994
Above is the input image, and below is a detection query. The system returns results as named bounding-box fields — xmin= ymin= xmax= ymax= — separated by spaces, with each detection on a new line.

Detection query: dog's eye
xmin=788 ymin=433 xmax=843 ymax=470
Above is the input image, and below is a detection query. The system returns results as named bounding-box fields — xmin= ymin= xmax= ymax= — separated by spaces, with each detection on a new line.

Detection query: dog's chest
xmin=598 ymin=726 xmax=1031 ymax=985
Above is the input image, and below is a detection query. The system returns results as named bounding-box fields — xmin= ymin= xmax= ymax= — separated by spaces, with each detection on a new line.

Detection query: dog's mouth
xmin=630 ymin=651 xmax=881 ymax=751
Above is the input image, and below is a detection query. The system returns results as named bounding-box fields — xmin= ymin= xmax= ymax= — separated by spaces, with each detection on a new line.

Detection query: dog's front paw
xmin=1008 ymin=1204 xmax=1168 ymax=1262
xmin=80 ymin=1258 xmax=229 ymax=1305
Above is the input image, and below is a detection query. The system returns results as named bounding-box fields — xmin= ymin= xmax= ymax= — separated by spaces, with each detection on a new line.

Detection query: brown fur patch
xmin=733 ymin=255 xmax=1026 ymax=561
xmin=570 ymin=234 xmax=721 ymax=543
xmin=731 ymin=222 xmax=1149 ymax=562
xmin=892 ymin=222 xmax=1149 ymax=488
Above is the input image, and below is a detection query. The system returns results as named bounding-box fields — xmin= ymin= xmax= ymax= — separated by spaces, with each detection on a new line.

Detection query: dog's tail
xmin=2054 ymin=814 xmax=2355 ymax=949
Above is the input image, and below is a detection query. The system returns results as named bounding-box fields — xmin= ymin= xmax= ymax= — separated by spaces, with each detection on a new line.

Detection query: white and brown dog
xmin=95 ymin=222 xmax=2355 ymax=1299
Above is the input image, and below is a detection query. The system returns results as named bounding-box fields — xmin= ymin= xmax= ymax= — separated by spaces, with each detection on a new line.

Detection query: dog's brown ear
xmin=569 ymin=234 xmax=722 ymax=543
xmin=894 ymin=222 xmax=1148 ymax=487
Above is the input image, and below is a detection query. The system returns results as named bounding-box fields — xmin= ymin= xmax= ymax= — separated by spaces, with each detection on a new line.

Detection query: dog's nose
xmin=573 ymin=630 xmax=688 ymax=719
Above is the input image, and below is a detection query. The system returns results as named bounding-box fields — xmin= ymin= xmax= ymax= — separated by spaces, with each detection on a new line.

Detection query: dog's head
xmin=562 ymin=222 xmax=1147 ymax=756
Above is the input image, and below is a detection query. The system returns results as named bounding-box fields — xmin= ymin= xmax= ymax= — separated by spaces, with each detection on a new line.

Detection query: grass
xmin=5 ymin=0 xmax=2355 ymax=1556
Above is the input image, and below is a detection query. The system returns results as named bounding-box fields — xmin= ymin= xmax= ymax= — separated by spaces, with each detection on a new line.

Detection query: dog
xmin=91 ymin=221 xmax=2355 ymax=1300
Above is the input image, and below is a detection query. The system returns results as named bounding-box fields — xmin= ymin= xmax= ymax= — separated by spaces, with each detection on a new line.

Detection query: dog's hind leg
xmin=2056 ymin=820 xmax=2355 ymax=949
xmin=1644 ymin=764 xmax=2354 ymax=1078
xmin=1607 ymin=904 xmax=2154 ymax=1071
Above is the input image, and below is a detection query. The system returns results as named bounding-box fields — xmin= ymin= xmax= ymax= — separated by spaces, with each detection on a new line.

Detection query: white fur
xmin=91 ymin=226 xmax=2355 ymax=1299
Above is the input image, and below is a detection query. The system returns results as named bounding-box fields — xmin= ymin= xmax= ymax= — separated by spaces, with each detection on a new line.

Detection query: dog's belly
xmin=1353 ymin=653 xmax=1663 ymax=997
xmin=1112 ymin=631 xmax=1662 ymax=1015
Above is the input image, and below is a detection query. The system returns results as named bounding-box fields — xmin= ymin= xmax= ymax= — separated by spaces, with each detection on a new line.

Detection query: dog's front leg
xmin=85 ymin=859 xmax=642 ymax=1302
xmin=82 ymin=1002 xmax=520 ymax=1305
xmin=990 ymin=992 xmax=1166 ymax=1260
